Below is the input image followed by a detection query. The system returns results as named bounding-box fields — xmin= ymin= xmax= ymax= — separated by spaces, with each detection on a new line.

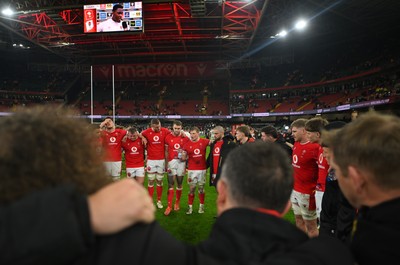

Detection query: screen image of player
xmin=83 ymin=2 xmax=143 ymax=33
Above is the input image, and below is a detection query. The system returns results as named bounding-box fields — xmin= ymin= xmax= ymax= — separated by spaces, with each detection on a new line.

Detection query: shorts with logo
xmin=104 ymin=161 xmax=122 ymax=178
xmin=168 ymin=159 xmax=186 ymax=177
xmin=126 ymin=167 xmax=145 ymax=178
xmin=291 ymin=190 xmax=317 ymax=220
xmin=146 ymin=159 xmax=165 ymax=174
xmin=187 ymin=170 xmax=206 ymax=186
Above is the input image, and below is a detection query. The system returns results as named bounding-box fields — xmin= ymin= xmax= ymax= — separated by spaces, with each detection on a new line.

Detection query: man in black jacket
xmin=260 ymin=125 xmax=292 ymax=158
xmin=323 ymin=111 xmax=400 ymax=265
xmin=207 ymin=126 xmax=237 ymax=186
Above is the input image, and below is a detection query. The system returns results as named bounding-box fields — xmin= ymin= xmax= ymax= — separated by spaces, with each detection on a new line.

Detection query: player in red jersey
xmin=305 ymin=117 xmax=329 ymax=221
xmin=207 ymin=126 xmax=237 ymax=187
xmin=290 ymin=118 xmax=320 ymax=237
xmin=163 ymin=120 xmax=190 ymax=216
xmin=122 ymin=126 xmax=146 ymax=185
xmin=141 ymin=119 xmax=171 ymax=209
xmin=99 ymin=117 xmax=127 ymax=181
xmin=235 ymin=125 xmax=255 ymax=145
xmin=182 ymin=126 xmax=210 ymax=214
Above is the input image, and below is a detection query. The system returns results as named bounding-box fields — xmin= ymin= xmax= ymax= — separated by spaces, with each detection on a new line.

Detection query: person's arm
xmin=88 ymin=179 xmax=155 ymax=234
xmin=0 ymin=179 xmax=155 ymax=264
xmin=138 ymin=130 xmax=148 ymax=146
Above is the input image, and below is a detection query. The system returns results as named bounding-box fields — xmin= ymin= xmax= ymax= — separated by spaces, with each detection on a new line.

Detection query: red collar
xmin=256 ymin=208 xmax=283 ymax=218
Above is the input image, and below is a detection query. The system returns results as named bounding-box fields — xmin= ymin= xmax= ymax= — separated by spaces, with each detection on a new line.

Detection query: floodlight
xmin=277 ymin=30 xmax=287 ymax=37
xmin=2 ymin=8 xmax=14 ymax=16
xmin=295 ymin=19 xmax=307 ymax=30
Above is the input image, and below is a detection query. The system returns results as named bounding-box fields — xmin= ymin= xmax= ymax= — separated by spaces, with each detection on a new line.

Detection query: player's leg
xmin=291 ymin=190 xmax=307 ymax=233
xmin=197 ymin=170 xmax=206 ymax=213
xmin=110 ymin=161 xmax=122 ymax=181
xmin=186 ymin=171 xmax=196 ymax=215
xmin=174 ymin=175 xmax=184 ymax=211
xmin=134 ymin=167 xmax=145 ymax=186
xmin=155 ymin=160 xmax=165 ymax=209
xmin=174 ymin=161 xmax=186 ymax=211
xmin=164 ymin=167 xmax=176 ymax=215
xmin=301 ymin=193 xmax=319 ymax=237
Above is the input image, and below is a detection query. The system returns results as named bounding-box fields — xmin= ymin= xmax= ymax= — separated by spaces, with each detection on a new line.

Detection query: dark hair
xmin=291 ymin=118 xmax=307 ymax=129
xmin=190 ymin=126 xmax=200 ymax=133
xmin=0 ymin=107 xmax=111 ymax=204
xmin=221 ymin=141 xmax=293 ymax=212
xmin=112 ymin=4 xmax=123 ymax=12
xmin=128 ymin=126 xmax=138 ymax=134
xmin=236 ymin=125 xmax=250 ymax=137
xmin=261 ymin=125 xmax=278 ymax=139
xmin=173 ymin=120 xmax=182 ymax=126
xmin=305 ymin=117 xmax=329 ymax=133
xmin=150 ymin=118 xmax=160 ymax=125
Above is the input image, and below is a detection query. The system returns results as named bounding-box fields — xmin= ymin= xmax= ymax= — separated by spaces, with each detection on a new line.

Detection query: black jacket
xmin=351 ymin=197 xmax=400 ymax=265
xmin=319 ymin=171 xmax=355 ymax=244
xmin=207 ymin=136 xmax=238 ymax=186
xmin=197 ymin=208 xmax=353 ymax=265
xmin=1 ymin=185 xmax=93 ymax=265
xmin=275 ymin=135 xmax=293 ymax=159
xmin=84 ymin=208 xmax=353 ymax=265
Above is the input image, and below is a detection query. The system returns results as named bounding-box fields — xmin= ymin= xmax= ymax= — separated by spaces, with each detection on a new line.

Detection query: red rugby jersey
xmin=141 ymin=127 xmax=171 ymax=160
xmin=165 ymin=133 xmax=190 ymax=162
xmin=292 ymin=141 xmax=319 ymax=194
xmin=101 ymin=128 xmax=127 ymax=162
xmin=122 ymin=137 xmax=145 ymax=168
xmin=317 ymin=145 xmax=329 ymax=192
xmin=183 ymin=138 xmax=210 ymax=170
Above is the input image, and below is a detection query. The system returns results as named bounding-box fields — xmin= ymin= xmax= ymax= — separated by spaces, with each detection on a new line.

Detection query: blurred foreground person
xmin=323 ymin=112 xmax=400 ymax=265
xmin=0 ymin=107 xmax=155 ymax=264
xmin=319 ymin=121 xmax=355 ymax=243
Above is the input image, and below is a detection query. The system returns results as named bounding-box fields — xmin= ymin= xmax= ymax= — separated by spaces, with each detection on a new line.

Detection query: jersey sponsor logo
xmin=194 ymin=148 xmax=200 ymax=155
xmin=174 ymin=143 xmax=180 ymax=149
xmin=131 ymin=147 xmax=138 ymax=153
xmin=293 ymin=154 xmax=298 ymax=164
xmin=319 ymin=153 xmax=324 ymax=164
xmin=110 ymin=137 xmax=116 ymax=143
xmin=153 ymin=136 xmax=159 ymax=141
xmin=214 ymin=147 xmax=220 ymax=154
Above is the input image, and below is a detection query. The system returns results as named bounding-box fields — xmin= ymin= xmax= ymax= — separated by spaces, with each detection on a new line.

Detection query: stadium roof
xmin=0 ymin=0 xmax=399 ymax=65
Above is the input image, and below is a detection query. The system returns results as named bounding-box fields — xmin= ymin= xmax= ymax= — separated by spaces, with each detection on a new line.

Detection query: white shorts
xmin=126 ymin=167 xmax=145 ymax=178
xmin=146 ymin=159 xmax=165 ymax=174
xmin=315 ymin=190 xmax=324 ymax=219
xmin=168 ymin=159 xmax=186 ymax=177
xmin=187 ymin=170 xmax=206 ymax=186
xmin=104 ymin=161 xmax=121 ymax=178
xmin=290 ymin=190 xmax=317 ymax=220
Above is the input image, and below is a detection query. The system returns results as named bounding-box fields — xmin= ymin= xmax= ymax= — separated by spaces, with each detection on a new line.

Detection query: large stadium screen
xmin=83 ymin=2 xmax=143 ymax=33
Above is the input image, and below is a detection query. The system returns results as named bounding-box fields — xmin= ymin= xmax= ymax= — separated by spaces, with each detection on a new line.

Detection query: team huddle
xmin=98 ymin=118 xmax=211 ymax=216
